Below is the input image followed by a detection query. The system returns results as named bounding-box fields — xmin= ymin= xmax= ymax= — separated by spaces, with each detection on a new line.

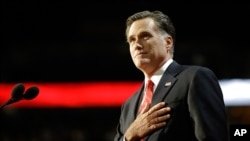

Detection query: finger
xmin=148 ymin=104 xmax=171 ymax=116
xmin=150 ymin=114 xmax=171 ymax=124
xmin=148 ymin=102 xmax=166 ymax=113
xmin=147 ymin=106 xmax=171 ymax=120
xmin=157 ymin=107 xmax=171 ymax=116
xmin=148 ymin=121 xmax=167 ymax=130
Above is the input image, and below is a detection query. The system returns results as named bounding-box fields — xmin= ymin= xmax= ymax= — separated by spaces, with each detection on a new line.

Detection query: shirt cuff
xmin=123 ymin=136 xmax=126 ymax=141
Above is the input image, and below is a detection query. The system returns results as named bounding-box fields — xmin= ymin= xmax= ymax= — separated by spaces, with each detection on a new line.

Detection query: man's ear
xmin=165 ymin=36 xmax=173 ymax=50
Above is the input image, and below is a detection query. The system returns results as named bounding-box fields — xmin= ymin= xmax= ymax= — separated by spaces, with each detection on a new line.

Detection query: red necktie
xmin=139 ymin=80 xmax=154 ymax=141
xmin=139 ymin=79 xmax=154 ymax=113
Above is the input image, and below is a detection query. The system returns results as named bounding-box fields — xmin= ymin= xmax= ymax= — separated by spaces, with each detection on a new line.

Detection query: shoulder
xmin=174 ymin=62 xmax=217 ymax=79
xmin=169 ymin=60 xmax=213 ymax=74
xmin=181 ymin=65 xmax=219 ymax=82
xmin=167 ymin=61 xmax=217 ymax=78
xmin=184 ymin=65 xmax=214 ymax=73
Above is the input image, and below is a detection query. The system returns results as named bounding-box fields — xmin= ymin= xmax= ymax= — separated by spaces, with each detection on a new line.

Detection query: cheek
xmin=158 ymin=47 xmax=167 ymax=55
xmin=152 ymin=45 xmax=167 ymax=57
xmin=129 ymin=47 xmax=133 ymax=56
xmin=129 ymin=46 xmax=135 ymax=55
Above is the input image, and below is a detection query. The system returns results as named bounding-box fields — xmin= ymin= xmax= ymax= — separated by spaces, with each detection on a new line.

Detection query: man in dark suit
xmin=114 ymin=10 xmax=229 ymax=141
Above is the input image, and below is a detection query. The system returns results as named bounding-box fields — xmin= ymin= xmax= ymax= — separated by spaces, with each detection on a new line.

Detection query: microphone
xmin=0 ymin=83 xmax=39 ymax=109
xmin=23 ymin=86 xmax=39 ymax=100
xmin=0 ymin=83 xmax=25 ymax=108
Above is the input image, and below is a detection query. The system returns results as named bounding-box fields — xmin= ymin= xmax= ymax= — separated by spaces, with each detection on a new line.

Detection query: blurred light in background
xmin=0 ymin=79 xmax=249 ymax=108
xmin=220 ymin=79 xmax=250 ymax=106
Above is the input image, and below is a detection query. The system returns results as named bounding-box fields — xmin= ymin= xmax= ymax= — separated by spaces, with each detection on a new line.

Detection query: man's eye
xmin=141 ymin=33 xmax=150 ymax=40
xmin=128 ymin=38 xmax=135 ymax=44
xmin=143 ymin=36 xmax=149 ymax=40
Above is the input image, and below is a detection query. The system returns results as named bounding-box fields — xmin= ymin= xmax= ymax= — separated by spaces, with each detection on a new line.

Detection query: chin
xmin=135 ymin=59 xmax=151 ymax=68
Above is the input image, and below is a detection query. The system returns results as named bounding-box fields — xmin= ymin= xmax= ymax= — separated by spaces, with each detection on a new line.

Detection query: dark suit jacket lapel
xmin=151 ymin=61 xmax=183 ymax=106
xmin=124 ymin=83 xmax=144 ymax=130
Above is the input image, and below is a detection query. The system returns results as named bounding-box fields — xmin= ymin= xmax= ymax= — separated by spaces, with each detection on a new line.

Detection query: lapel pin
xmin=165 ymin=82 xmax=172 ymax=87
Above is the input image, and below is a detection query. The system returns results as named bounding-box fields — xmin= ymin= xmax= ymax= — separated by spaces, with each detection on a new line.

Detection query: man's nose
xmin=134 ymin=41 xmax=143 ymax=49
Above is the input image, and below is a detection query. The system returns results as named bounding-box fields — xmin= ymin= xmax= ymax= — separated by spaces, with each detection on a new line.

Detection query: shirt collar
xmin=145 ymin=58 xmax=173 ymax=91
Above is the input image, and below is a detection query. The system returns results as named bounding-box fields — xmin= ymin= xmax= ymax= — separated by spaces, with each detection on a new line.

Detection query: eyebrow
xmin=128 ymin=30 xmax=151 ymax=40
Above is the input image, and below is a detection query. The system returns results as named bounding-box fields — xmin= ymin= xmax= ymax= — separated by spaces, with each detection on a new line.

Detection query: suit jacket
xmin=114 ymin=61 xmax=229 ymax=141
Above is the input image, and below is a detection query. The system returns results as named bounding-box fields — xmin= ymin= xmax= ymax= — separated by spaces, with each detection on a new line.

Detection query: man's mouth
xmin=135 ymin=51 xmax=147 ymax=57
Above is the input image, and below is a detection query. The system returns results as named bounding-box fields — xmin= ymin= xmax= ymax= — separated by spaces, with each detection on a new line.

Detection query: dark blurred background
xmin=1 ymin=0 xmax=250 ymax=141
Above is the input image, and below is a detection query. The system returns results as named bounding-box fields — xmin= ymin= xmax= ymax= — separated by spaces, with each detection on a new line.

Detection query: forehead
xmin=128 ymin=18 xmax=158 ymax=37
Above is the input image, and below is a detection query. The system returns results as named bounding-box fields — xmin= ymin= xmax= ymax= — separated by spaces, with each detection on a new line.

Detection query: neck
xmin=143 ymin=57 xmax=172 ymax=79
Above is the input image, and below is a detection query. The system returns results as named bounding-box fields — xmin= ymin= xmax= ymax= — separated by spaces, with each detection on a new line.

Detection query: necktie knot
xmin=146 ymin=79 xmax=154 ymax=91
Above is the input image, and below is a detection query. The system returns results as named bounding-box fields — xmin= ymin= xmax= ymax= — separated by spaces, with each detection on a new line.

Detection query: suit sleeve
xmin=188 ymin=67 xmax=229 ymax=141
xmin=114 ymin=123 xmax=125 ymax=141
xmin=114 ymin=104 xmax=125 ymax=141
